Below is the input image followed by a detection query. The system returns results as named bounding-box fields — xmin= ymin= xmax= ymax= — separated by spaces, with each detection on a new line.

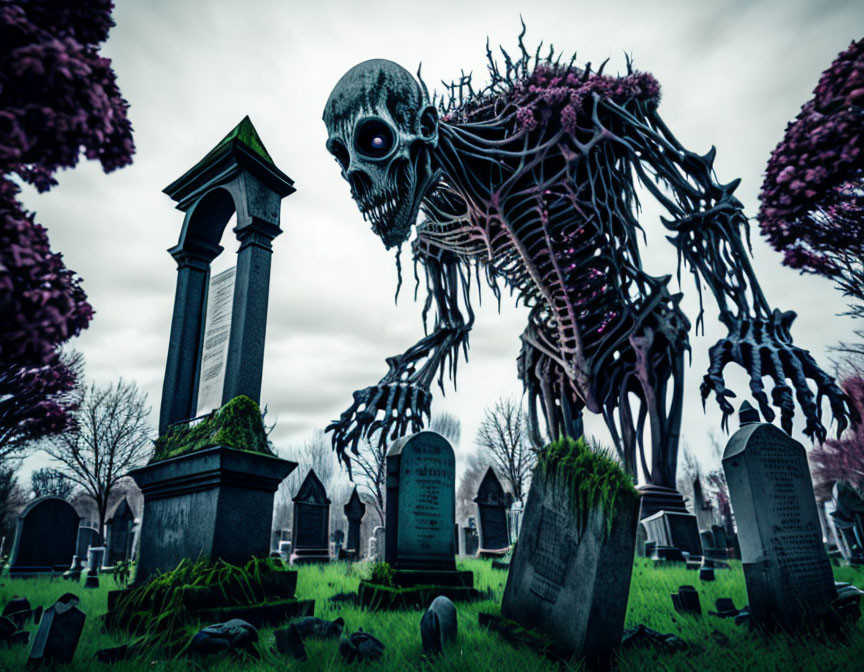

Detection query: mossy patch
xmin=151 ymin=395 xmax=274 ymax=463
xmin=536 ymin=436 xmax=638 ymax=533
xmin=107 ymin=556 xmax=292 ymax=654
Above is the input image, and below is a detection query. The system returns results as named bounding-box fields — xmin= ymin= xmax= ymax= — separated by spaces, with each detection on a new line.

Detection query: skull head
xmin=323 ymin=59 xmax=439 ymax=249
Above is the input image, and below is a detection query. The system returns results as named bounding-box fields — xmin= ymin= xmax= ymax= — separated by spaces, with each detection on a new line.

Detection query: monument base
xmin=491 ymin=559 xmax=511 ymax=571
xmin=128 ymin=446 xmax=297 ymax=584
xmin=477 ymin=546 xmax=510 ymax=560
xmin=479 ymin=613 xmax=571 ymax=664
xmin=290 ymin=549 xmax=331 ymax=565
xmin=357 ymin=579 xmax=482 ymax=610
xmin=392 ymin=569 xmax=473 ymax=589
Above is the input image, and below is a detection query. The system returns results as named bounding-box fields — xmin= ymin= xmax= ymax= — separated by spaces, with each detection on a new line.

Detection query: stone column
xmin=222 ymin=218 xmax=281 ymax=405
xmin=159 ymin=246 xmax=217 ymax=434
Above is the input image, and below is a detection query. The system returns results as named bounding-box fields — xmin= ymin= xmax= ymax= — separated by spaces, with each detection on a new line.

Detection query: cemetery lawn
xmin=2 ymin=558 xmax=864 ymax=671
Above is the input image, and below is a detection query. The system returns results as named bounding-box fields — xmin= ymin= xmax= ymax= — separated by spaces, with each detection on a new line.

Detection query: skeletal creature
xmin=322 ymin=33 xmax=852 ymax=487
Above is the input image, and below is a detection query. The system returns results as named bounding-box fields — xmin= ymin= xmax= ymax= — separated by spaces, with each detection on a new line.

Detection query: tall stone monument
xmin=129 ymin=117 xmax=297 ymax=583
xmin=343 ymin=487 xmax=366 ymax=560
xmin=473 ymin=467 xmax=513 ymax=558
xmin=723 ymin=402 xmax=838 ymax=631
xmin=291 ymin=469 xmax=331 ymax=564
xmin=158 ymin=115 xmax=295 ymax=434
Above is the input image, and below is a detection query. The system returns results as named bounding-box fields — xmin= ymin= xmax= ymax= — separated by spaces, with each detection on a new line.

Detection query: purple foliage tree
xmin=810 ymin=373 xmax=864 ymax=500
xmin=0 ymin=0 xmax=134 ymax=457
xmin=759 ymin=38 xmax=864 ymax=318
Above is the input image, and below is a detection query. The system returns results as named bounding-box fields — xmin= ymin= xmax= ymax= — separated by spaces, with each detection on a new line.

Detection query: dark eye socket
xmin=327 ymin=140 xmax=350 ymax=171
xmin=355 ymin=119 xmax=394 ymax=159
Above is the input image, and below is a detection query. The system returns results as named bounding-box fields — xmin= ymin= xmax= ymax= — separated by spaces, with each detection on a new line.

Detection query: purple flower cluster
xmin=1 ymin=1 xmax=133 ymax=451
xmin=759 ymin=39 xmax=864 ymax=278
xmin=511 ymin=64 xmax=661 ymax=132
xmin=810 ymin=374 xmax=864 ymax=499
xmin=1 ymin=1 xmax=134 ymax=192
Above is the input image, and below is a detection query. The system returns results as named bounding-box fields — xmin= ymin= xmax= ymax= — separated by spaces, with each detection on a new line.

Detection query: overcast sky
xmin=17 ymin=0 xmax=864 ymax=484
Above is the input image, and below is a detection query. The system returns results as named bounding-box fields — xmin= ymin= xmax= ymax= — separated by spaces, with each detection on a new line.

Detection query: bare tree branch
xmin=475 ymin=396 xmax=536 ymax=502
xmin=44 ymin=379 xmax=152 ymax=540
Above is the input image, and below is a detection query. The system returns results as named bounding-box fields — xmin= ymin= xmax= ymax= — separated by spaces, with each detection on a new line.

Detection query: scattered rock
xmin=0 ymin=616 xmax=16 ymax=644
xmin=11 ymin=630 xmax=30 ymax=646
xmin=420 ymin=596 xmax=457 ymax=657
xmin=189 ymin=619 xmax=259 ymax=658
xmin=95 ymin=644 xmax=129 ymax=663
xmin=709 ymin=598 xmax=740 ymax=619
xmin=56 ymin=594 xmax=80 ymax=606
xmin=274 ymin=625 xmax=307 ymax=661
xmin=2 ymin=597 xmax=32 ymax=629
xmin=620 ymin=624 xmax=687 ymax=653
xmin=339 ymin=629 xmax=385 ymax=663
xmin=290 ymin=616 xmax=345 ymax=639
xmin=833 ymin=582 xmax=864 ymax=623
xmin=700 ymin=567 xmax=715 ymax=582
xmin=671 ymin=585 xmax=701 ymax=615
xmin=84 ymin=575 xmax=99 ymax=589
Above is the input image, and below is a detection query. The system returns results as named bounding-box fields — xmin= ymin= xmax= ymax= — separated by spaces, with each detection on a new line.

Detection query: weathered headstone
xmin=343 ymin=487 xmax=366 ymax=561
xmin=372 ymin=526 xmax=385 ymax=563
xmin=71 ymin=526 xmax=100 ymax=571
xmin=87 ymin=546 xmax=106 ymax=573
xmin=420 ymin=595 xmax=457 ymax=656
xmin=473 ymin=467 xmax=512 ymax=557
xmin=291 ymin=469 xmax=331 ymax=564
xmin=10 ymin=497 xmax=80 ymax=577
xmin=385 ymin=431 xmax=456 ymax=572
xmin=498 ymin=438 xmax=640 ymax=663
xmin=509 ymin=501 xmax=524 ymax=542
xmin=105 ymin=498 xmax=135 ymax=566
xmin=692 ymin=477 xmax=715 ymax=532
xmin=723 ymin=402 xmax=838 ymax=631
xmin=462 ymin=526 xmax=479 ymax=556
xmin=641 ymin=510 xmax=702 ymax=557
xmin=830 ymin=480 xmax=864 ymax=564
xmin=28 ymin=595 xmax=86 ymax=665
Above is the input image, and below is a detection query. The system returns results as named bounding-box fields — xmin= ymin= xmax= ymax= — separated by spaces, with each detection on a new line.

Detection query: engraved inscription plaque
xmin=529 ymin=506 xmax=571 ymax=603
xmin=196 ymin=266 xmax=236 ymax=416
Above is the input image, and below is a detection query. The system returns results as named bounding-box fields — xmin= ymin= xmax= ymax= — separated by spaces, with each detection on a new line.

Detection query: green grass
xmin=2 ymin=559 xmax=863 ymax=670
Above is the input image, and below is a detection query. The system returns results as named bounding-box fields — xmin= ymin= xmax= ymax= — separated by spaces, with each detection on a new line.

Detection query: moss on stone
xmin=537 ymin=436 xmax=638 ymax=534
xmin=151 ymin=395 xmax=274 ymax=463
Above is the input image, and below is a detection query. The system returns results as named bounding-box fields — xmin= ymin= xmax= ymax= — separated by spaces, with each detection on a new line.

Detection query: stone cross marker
xmin=291 ymin=469 xmax=331 ymax=563
xmin=10 ymin=497 xmax=80 ymax=576
xmin=343 ymin=487 xmax=366 ymax=559
xmin=473 ymin=467 xmax=512 ymax=555
xmin=723 ymin=402 xmax=837 ymax=630
xmin=385 ymin=431 xmax=456 ymax=571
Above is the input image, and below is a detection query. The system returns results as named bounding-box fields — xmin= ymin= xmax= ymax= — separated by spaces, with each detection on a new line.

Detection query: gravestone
xmin=291 ymin=469 xmax=331 ymax=564
xmin=473 ymin=467 xmax=513 ymax=557
xmin=641 ymin=510 xmax=702 ymax=557
xmin=462 ymin=527 xmax=479 ymax=556
xmin=343 ymin=487 xmax=366 ymax=560
xmin=830 ymin=480 xmax=864 ymax=564
xmin=723 ymin=402 xmax=837 ymax=631
xmin=28 ymin=595 xmax=86 ymax=665
xmin=370 ymin=525 xmax=387 ymax=562
xmin=105 ymin=498 xmax=135 ymax=566
xmin=385 ymin=431 xmax=456 ymax=573
xmin=72 ymin=527 xmax=100 ymax=570
xmin=509 ymin=501 xmax=524 ymax=542
xmin=499 ymin=442 xmax=640 ymax=663
xmin=692 ymin=477 xmax=715 ymax=532
xmin=10 ymin=497 xmax=80 ymax=577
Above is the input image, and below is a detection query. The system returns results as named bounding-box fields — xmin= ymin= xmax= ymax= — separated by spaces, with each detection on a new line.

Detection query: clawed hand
xmin=326 ymin=383 xmax=431 ymax=463
xmin=701 ymin=309 xmax=851 ymax=441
